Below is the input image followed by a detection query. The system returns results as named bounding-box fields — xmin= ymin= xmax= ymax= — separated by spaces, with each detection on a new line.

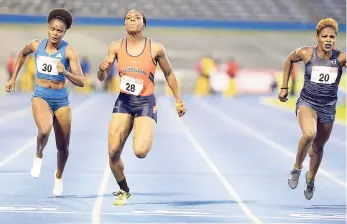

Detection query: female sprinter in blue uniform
xmin=278 ymin=18 xmax=346 ymax=200
xmin=4 ymin=8 xmax=85 ymax=197
xmin=97 ymin=9 xmax=187 ymax=205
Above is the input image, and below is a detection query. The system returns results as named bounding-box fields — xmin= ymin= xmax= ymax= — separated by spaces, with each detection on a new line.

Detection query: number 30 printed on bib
xmin=36 ymin=56 xmax=60 ymax=76
xmin=311 ymin=66 xmax=338 ymax=84
xmin=120 ymin=76 xmax=144 ymax=96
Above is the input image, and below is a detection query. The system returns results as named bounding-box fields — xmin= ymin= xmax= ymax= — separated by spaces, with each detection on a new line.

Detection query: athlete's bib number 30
xmin=36 ymin=56 xmax=59 ymax=76
xmin=120 ymin=76 xmax=144 ymax=95
xmin=311 ymin=66 xmax=338 ymax=84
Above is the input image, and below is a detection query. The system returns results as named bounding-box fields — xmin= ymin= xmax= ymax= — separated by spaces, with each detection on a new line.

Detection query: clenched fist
xmin=99 ymin=59 xmax=112 ymax=72
xmin=278 ymin=88 xmax=289 ymax=102
xmin=57 ymin=61 xmax=66 ymax=74
xmin=4 ymin=79 xmax=16 ymax=92
xmin=176 ymin=101 xmax=187 ymax=117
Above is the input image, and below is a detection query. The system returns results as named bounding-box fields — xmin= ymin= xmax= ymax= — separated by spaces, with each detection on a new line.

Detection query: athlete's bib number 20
xmin=120 ymin=76 xmax=144 ymax=96
xmin=311 ymin=66 xmax=338 ymax=84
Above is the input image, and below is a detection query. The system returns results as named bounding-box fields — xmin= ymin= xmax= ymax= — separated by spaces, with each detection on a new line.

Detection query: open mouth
xmin=325 ymin=43 xmax=332 ymax=48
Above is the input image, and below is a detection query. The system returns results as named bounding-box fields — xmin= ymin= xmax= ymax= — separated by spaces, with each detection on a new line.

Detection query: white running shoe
xmin=31 ymin=157 xmax=43 ymax=178
xmin=52 ymin=170 xmax=63 ymax=197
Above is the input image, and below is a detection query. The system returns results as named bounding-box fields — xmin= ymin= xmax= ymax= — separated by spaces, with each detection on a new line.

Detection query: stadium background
xmin=0 ymin=0 xmax=346 ymax=117
xmin=0 ymin=1 xmax=346 ymax=224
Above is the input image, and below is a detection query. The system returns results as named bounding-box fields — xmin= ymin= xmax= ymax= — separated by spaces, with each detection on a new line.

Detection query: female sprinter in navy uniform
xmin=97 ymin=9 xmax=187 ymax=205
xmin=278 ymin=18 xmax=346 ymax=200
xmin=4 ymin=8 xmax=85 ymax=197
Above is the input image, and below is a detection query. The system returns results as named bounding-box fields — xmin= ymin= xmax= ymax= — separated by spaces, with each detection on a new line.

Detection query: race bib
xmin=311 ymin=66 xmax=338 ymax=84
xmin=36 ymin=56 xmax=59 ymax=76
xmin=120 ymin=76 xmax=144 ymax=95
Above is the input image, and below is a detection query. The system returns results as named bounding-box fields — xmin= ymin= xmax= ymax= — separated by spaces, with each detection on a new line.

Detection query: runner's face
xmin=48 ymin=19 xmax=66 ymax=44
xmin=316 ymin=27 xmax=336 ymax=52
xmin=124 ymin=10 xmax=144 ymax=33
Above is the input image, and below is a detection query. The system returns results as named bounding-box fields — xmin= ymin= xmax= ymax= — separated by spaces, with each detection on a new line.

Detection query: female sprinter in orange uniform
xmin=97 ymin=9 xmax=187 ymax=205
xmin=279 ymin=18 xmax=346 ymax=200
xmin=4 ymin=8 xmax=85 ymax=197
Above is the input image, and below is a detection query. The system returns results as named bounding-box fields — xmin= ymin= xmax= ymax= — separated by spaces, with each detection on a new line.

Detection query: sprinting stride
xmin=4 ymin=8 xmax=85 ymax=197
xmin=278 ymin=18 xmax=346 ymax=200
xmin=97 ymin=9 xmax=187 ymax=205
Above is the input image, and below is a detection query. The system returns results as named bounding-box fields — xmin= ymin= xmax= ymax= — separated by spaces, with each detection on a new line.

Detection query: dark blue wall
xmin=0 ymin=14 xmax=346 ymax=31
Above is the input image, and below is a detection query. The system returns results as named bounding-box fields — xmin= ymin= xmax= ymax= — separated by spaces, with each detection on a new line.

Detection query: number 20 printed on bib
xmin=311 ymin=66 xmax=338 ymax=84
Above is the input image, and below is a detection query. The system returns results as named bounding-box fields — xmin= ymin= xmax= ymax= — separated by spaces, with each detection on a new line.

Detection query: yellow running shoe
xmin=113 ymin=190 xmax=131 ymax=206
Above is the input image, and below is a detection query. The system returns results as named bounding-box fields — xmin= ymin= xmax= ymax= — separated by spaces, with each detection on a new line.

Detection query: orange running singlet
xmin=117 ymin=38 xmax=157 ymax=96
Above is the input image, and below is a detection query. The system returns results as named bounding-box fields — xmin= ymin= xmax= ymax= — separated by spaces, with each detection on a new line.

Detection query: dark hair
xmin=124 ymin=9 xmax=147 ymax=27
xmin=47 ymin=8 xmax=73 ymax=30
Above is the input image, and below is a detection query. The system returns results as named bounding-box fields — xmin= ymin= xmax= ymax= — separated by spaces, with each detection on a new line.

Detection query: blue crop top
xmin=34 ymin=38 xmax=70 ymax=82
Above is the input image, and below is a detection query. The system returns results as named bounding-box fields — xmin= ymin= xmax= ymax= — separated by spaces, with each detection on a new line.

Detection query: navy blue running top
xmin=299 ymin=47 xmax=343 ymax=108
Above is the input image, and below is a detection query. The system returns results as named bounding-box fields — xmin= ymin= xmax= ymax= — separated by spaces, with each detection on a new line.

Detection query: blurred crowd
xmin=5 ymin=52 xmax=345 ymax=107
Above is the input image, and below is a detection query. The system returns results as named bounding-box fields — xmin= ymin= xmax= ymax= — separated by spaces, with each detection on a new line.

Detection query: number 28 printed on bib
xmin=311 ymin=66 xmax=338 ymax=84
xmin=120 ymin=76 xmax=144 ymax=96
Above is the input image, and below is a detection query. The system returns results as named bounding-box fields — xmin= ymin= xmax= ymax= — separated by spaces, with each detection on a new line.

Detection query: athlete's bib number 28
xmin=120 ymin=76 xmax=144 ymax=96
xmin=311 ymin=66 xmax=338 ymax=84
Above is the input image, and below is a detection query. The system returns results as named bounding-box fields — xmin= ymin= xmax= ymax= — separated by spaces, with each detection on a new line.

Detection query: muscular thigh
xmin=133 ymin=116 xmax=156 ymax=153
xmin=53 ymin=105 xmax=71 ymax=149
xmin=313 ymin=122 xmax=333 ymax=148
xmin=297 ymin=105 xmax=318 ymax=136
xmin=108 ymin=113 xmax=134 ymax=154
xmin=32 ymin=97 xmax=53 ymax=134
